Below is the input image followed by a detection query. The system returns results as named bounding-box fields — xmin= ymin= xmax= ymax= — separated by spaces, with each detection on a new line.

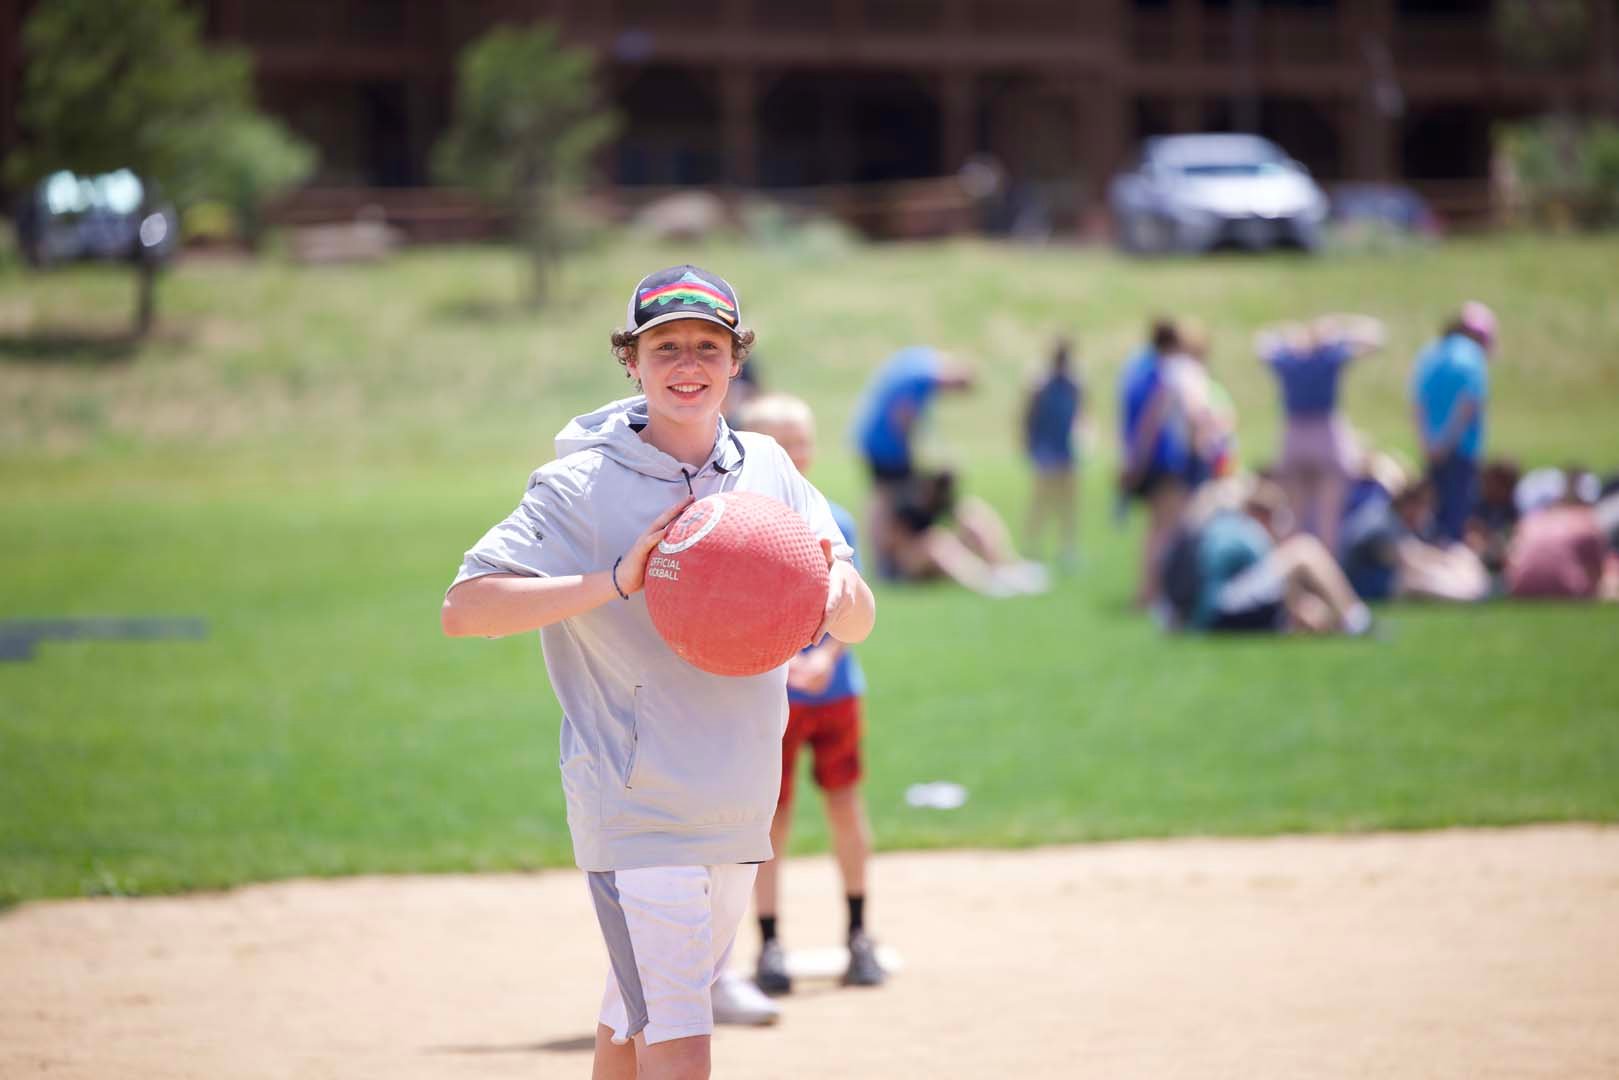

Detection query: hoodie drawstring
xmin=681 ymin=469 xmax=694 ymax=497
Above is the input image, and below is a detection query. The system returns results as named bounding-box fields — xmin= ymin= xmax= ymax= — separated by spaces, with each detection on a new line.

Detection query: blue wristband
xmin=611 ymin=556 xmax=630 ymax=600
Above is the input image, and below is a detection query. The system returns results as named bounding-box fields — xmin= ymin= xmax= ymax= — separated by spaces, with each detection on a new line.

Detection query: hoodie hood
xmin=555 ymin=394 xmax=745 ymax=482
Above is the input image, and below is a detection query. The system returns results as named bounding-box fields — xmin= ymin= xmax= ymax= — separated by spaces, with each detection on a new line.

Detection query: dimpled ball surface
xmin=644 ymin=491 xmax=830 ymax=677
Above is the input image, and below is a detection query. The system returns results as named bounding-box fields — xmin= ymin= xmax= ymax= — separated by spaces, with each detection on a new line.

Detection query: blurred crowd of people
xmin=738 ymin=297 xmax=1619 ymax=634
xmin=729 ymin=299 xmax=1618 ymax=641
xmin=1116 ymin=302 xmax=1619 ymax=638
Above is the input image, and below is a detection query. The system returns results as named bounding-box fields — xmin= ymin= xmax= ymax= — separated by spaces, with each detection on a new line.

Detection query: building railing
xmin=1392 ymin=16 xmax=1504 ymax=68
xmin=1124 ymin=11 xmax=1556 ymax=71
xmin=266 ymin=187 xmax=510 ymax=244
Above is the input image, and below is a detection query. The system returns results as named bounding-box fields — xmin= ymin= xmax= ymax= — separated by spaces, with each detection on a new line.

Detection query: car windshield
xmin=1178 ymin=161 xmax=1289 ymax=177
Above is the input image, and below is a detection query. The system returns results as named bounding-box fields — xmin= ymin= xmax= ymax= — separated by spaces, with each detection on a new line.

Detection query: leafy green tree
xmin=170 ymin=113 xmax=316 ymax=249
xmin=4 ymin=0 xmax=315 ymax=335
xmin=433 ymin=23 xmax=618 ymax=306
xmin=1499 ymin=117 xmax=1619 ymax=228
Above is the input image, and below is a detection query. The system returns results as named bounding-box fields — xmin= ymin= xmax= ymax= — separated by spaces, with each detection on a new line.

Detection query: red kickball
xmin=644 ymin=491 xmax=830 ymax=677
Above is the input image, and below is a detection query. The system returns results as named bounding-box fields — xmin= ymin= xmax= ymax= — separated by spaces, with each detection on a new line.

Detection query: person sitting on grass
xmin=1158 ymin=475 xmax=1373 ymax=636
xmin=1466 ymin=457 xmax=1522 ymax=577
xmin=1337 ymin=453 xmax=1491 ymax=604
xmin=733 ymin=392 xmax=887 ymax=1004
xmin=885 ymin=467 xmax=1049 ymax=597
xmin=1505 ymin=487 xmax=1619 ymax=602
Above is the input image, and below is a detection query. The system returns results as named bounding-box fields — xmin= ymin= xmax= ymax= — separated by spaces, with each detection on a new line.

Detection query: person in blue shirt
xmin=1411 ymin=302 xmax=1496 ymax=543
xmin=1255 ymin=313 xmax=1385 ymax=555
xmin=739 ymin=393 xmax=886 ymax=999
xmin=850 ymin=346 xmax=974 ymax=575
xmin=1023 ymin=338 xmax=1084 ymax=566
xmin=1118 ymin=319 xmax=1191 ymax=606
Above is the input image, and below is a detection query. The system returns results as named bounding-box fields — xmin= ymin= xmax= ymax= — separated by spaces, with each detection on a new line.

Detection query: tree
xmin=1491 ymin=1 xmax=1611 ymax=229
xmin=433 ymin=24 xmax=618 ymax=306
xmin=4 ymin=0 xmax=315 ymax=335
xmin=170 ymin=113 xmax=316 ymax=250
xmin=1498 ymin=117 xmax=1619 ymax=228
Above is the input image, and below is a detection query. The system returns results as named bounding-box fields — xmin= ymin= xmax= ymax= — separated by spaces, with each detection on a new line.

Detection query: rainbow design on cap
xmin=638 ymin=271 xmax=737 ymax=324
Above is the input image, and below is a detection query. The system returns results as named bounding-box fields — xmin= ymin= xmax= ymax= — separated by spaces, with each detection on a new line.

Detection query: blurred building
xmin=3 ymin=0 xmax=1618 ymax=228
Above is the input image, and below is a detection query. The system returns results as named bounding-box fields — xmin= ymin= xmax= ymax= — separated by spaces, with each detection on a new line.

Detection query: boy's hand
xmin=787 ymin=642 xmax=839 ymax=695
xmin=613 ymin=496 xmax=693 ymax=596
xmin=813 ymin=538 xmax=859 ymax=644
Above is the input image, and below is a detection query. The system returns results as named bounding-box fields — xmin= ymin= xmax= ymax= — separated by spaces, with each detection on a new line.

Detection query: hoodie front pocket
xmin=624 ymin=686 xmax=644 ymax=789
xmin=603 ymin=678 xmax=781 ymax=830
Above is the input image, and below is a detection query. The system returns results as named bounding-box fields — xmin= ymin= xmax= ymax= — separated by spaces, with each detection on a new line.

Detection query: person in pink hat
xmin=1410 ymin=301 xmax=1496 ymax=543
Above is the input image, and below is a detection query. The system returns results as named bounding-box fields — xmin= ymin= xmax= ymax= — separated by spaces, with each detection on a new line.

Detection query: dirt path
xmin=4 ymin=826 xmax=1618 ymax=1079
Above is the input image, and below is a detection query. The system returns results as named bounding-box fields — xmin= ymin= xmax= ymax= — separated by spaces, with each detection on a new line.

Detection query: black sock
xmin=846 ymin=894 xmax=865 ymax=938
xmin=759 ymin=915 xmax=778 ymax=944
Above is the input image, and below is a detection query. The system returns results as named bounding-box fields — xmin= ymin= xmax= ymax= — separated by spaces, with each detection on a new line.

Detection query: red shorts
xmin=779 ymin=696 xmax=863 ymax=808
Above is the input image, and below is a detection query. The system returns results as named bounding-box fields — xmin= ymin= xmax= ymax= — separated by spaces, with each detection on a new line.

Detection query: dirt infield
xmin=4 ymin=825 xmax=1617 ymax=1079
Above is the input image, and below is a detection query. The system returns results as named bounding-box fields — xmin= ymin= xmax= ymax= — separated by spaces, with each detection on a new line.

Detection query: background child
xmin=736 ymin=392 xmax=886 ymax=995
xmin=1412 ymin=301 xmax=1496 ymax=543
xmin=1118 ymin=318 xmax=1191 ymax=607
xmin=1023 ymin=337 xmax=1084 ymax=568
xmin=850 ymin=345 xmax=975 ymax=578
xmin=1255 ymin=312 xmax=1385 ymax=555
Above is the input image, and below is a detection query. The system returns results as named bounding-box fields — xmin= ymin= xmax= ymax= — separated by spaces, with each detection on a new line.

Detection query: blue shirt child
xmin=1118 ymin=346 xmax=1187 ymax=477
xmin=788 ymin=502 xmax=867 ymax=706
xmin=1268 ymin=341 xmax=1353 ymax=418
xmin=1026 ymin=371 xmax=1081 ymax=470
xmin=851 ymin=347 xmax=943 ymax=474
xmin=1411 ymin=332 xmax=1488 ymax=461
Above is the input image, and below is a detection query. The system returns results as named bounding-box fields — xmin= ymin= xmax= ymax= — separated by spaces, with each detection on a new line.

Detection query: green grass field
xmin=3 ymin=233 xmax=1618 ymax=903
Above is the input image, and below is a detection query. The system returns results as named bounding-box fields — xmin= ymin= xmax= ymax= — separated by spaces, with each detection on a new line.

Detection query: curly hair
xmin=611 ymin=325 xmax=756 ymax=380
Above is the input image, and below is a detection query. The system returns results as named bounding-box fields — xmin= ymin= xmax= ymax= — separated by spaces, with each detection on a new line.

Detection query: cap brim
xmin=631 ymin=310 xmax=740 ymax=336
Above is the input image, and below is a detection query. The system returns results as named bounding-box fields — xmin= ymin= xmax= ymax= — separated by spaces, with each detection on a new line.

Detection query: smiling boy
xmin=442 ymin=265 xmax=876 ymax=1080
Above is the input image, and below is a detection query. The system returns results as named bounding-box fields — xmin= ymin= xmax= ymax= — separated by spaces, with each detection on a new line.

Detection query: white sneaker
xmin=1010 ymin=560 xmax=1051 ymax=593
xmin=990 ymin=561 xmax=1050 ymax=596
xmin=712 ymin=969 xmax=781 ymax=1026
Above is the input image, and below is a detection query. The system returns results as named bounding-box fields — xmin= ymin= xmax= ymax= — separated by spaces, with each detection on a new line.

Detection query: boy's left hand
xmin=787 ymin=645 xmax=838 ymax=695
xmin=813 ymin=538 xmax=859 ymax=645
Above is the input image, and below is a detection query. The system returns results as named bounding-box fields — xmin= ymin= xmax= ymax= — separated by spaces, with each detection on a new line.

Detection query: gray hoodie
xmin=452 ymin=396 xmax=853 ymax=871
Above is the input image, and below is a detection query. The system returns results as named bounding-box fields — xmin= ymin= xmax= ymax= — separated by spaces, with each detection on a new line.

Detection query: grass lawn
xmin=2 ymin=232 xmax=1617 ymax=903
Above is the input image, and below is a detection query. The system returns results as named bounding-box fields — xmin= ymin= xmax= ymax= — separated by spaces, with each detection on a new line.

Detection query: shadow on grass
xmin=0 ymin=328 xmax=141 ymax=367
xmin=430 ymin=296 xmax=532 ymax=325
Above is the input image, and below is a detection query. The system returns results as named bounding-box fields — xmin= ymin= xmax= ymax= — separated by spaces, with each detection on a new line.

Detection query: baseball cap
xmin=1458 ymin=300 xmax=1497 ymax=351
xmin=625 ymin=264 xmax=742 ymax=337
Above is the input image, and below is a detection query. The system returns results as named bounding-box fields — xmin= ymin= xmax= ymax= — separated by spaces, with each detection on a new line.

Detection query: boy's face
xmin=755 ymin=419 xmax=815 ymax=474
xmin=628 ymin=320 xmax=739 ymax=427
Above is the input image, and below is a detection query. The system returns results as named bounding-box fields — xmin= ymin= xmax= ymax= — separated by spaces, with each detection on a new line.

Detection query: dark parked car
xmin=1108 ymin=134 xmax=1329 ymax=254
xmin=15 ymin=168 xmax=178 ymax=268
xmin=1328 ymin=182 xmax=1442 ymax=239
